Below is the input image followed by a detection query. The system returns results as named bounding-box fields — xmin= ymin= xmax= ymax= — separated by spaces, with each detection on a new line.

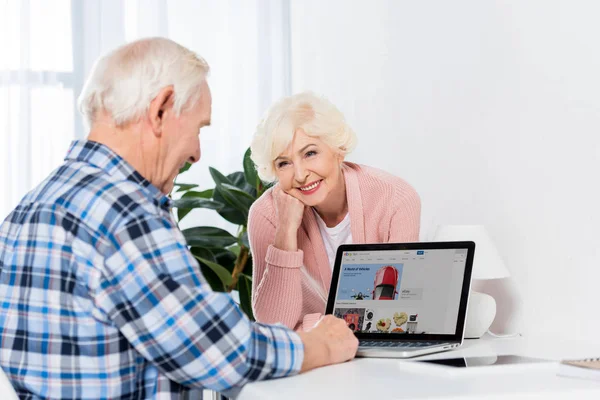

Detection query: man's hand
xmin=297 ymin=315 xmax=359 ymax=373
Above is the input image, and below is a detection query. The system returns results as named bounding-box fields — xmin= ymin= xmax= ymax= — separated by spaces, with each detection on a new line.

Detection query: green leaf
xmin=238 ymin=274 xmax=254 ymax=320
xmin=215 ymin=184 xmax=251 ymax=217
xmin=173 ymin=197 xmax=225 ymax=210
xmin=191 ymin=246 xmax=216 ymax=261
xmin=240 ymin=231 xmax=250 ymax=248
xmin=228 ymin=244 xmax=241 ymax=257
xmin=213 ymin=249 xmax=237 ymax=273
xmin=228 ymin=171 xmax=256 ymax=198
xmin=179 ymin=163 xmax=192 ymax=174
xmin=209 ymin=166 xmax=232 ymax=187
xmin=214 ymin=203 xmax=247 ymax=225
xmin=217 ymin=183 xmax=255 ymax=215
xmin=213 ymin=186 xmax=246 ymax=224
xmin=173 ymin=189 xmax=217 ymax=221
xmin=174 ymin=183 xmax=198 ymax=192
xmin=258 ymin=180 xmax=274 ymax=197
xmin=178 ymin=208 xmax=191 ymax=223
xmin=191 ymin=247 xmax=224 ymax=292
xmin=172 ymin=198 xmax=223 ymax=210
xmin=194 ymin=255 xmax=233 ymax=287
xmin=243 ymin=148 xmax=260 ymax=190
xmin=186 ymin=189 xmax=214 ymax=199
xmin=182 ymin=227 xmax=238 ymax=248
xmin=222 ymin=183 xmax=255 ymax=202
xmin=227 ymin=171 xmax=246 ymax=188
xmin=243 ymin=252 xmax=253 ymax=277
xmin=208 ymin=168 xmax=250 ymax=224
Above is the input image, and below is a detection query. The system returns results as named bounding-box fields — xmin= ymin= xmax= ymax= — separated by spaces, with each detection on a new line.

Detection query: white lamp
xmin=433 ymin=225 xmax=510 ymax=339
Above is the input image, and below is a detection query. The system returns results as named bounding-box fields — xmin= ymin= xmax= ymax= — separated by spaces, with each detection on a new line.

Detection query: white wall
xmin=290 ymin=0 xmax=600 ymax=341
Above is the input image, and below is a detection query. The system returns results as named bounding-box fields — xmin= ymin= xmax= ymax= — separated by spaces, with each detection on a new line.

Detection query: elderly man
xmin=0 ymin=38 xmax=357 ymax=399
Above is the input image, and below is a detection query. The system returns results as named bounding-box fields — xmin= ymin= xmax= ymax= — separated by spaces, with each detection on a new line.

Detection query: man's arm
xmin=95 ymin=213 xmax=304 ymax=392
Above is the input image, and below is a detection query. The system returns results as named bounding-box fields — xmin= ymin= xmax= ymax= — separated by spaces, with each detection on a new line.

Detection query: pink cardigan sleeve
xmin=388 ymin=183 xmax=421 ymax=242
xmin=248 ymin=206 xmax=304 ymax=330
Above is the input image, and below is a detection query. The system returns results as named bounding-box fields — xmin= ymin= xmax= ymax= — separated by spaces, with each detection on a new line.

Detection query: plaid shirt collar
xmin=65 ymin=140 xmax=172 ymax=210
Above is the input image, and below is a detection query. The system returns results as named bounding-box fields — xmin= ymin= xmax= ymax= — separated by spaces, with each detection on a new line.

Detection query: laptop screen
xmin=331 ymin=247 xmax=469 ymax=336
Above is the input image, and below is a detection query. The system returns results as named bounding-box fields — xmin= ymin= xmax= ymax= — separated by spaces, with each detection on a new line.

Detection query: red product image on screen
xmin=372 ymin=265 xmax=399 ymax=300
xmin=343 ymin=314 xmax=361 ymax=331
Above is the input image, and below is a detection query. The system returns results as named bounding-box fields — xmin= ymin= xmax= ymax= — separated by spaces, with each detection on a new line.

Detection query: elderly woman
xmin=248 ymin=92 xmax=421 ymax=331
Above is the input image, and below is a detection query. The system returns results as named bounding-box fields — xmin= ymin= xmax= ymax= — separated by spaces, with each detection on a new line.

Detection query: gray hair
xmin=78 ymin=37 xmax=210 ymax=127
xmin=251 ymin=91 xmax=357 ymax=182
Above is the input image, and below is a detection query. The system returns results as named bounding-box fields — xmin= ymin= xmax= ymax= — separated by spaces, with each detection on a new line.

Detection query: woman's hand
xmin=273 ymin=185 xmax=305 ymax=251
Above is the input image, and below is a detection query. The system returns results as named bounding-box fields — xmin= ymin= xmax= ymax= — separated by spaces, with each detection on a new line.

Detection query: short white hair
xmin=251 ymin=91 xmax=357 ymax=182
xmin=78 ymin=37 xmax=210 ymax=127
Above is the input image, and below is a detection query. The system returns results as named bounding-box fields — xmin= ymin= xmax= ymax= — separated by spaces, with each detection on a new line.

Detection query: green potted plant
xmin=171 ymin=149 xmax=270 ymax=320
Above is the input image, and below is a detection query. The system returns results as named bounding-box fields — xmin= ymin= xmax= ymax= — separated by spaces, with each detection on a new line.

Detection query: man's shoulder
xmin=32 ymin=160 xmax=163 ymax=234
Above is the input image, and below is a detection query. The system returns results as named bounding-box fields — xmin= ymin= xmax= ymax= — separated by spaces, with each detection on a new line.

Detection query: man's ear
xmin=148 ymin=86 xmax=175 ymax=136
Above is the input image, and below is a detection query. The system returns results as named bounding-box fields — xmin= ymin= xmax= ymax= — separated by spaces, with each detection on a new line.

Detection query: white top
xmin=313 ymin=209 xmax=353 ymax=270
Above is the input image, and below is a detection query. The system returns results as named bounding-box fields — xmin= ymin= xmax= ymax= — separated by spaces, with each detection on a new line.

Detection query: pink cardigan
xmin=247 ymin=162 xmax=421 ymax=331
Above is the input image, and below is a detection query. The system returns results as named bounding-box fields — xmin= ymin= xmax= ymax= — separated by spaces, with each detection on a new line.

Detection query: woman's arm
xmin=248 ymin=207 xmax=305 ymax=329
xmin=388 ymin=183 xmax=421 ymax=242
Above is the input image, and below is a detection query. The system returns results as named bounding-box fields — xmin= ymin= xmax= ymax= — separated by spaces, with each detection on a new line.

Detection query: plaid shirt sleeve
xmin=94 ymin=213 xmax=304 ymax=392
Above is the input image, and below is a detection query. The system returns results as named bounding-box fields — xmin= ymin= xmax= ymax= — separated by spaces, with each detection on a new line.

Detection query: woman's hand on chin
xmin=273 ymin=185 xmax=305 ymax=251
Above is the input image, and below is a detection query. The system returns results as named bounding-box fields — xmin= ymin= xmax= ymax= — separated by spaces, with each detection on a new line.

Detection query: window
xmin=1 ymin=0 xmax=291 ymax=227
xmin=1 ymin=0 xmax=77 ymax=216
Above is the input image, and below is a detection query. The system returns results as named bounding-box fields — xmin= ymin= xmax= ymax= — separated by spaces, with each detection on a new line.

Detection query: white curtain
xmin=0 ymin=0 xmax=291 ymax=230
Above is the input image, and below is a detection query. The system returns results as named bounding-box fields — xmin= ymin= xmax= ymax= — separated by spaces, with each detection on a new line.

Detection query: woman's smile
xmin=297 ymin=179 xmax=323 ymax=195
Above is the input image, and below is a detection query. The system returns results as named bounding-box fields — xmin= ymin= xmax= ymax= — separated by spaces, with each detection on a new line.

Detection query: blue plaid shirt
xmin=0 ymin=140 xmax=303 ymax=399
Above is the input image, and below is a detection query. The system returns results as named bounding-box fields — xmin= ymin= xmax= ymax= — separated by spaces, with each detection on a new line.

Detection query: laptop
xmin=326 ymin=241 xmax=475 ymax=358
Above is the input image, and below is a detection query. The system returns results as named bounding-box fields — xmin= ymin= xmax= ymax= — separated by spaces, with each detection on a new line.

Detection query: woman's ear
xmin=337 ymin=148 xmax=346 ymax=165
xmin=148 ymin=85 xmax=175 ymax=136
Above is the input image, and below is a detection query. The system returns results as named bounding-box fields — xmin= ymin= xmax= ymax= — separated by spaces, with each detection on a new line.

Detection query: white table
xmin=237 ymin=334 xmax=600 ymax=399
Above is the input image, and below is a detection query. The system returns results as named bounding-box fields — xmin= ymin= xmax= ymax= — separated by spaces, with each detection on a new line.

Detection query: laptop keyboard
xmin=359 ymin=341 xmax=443 ymax=348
